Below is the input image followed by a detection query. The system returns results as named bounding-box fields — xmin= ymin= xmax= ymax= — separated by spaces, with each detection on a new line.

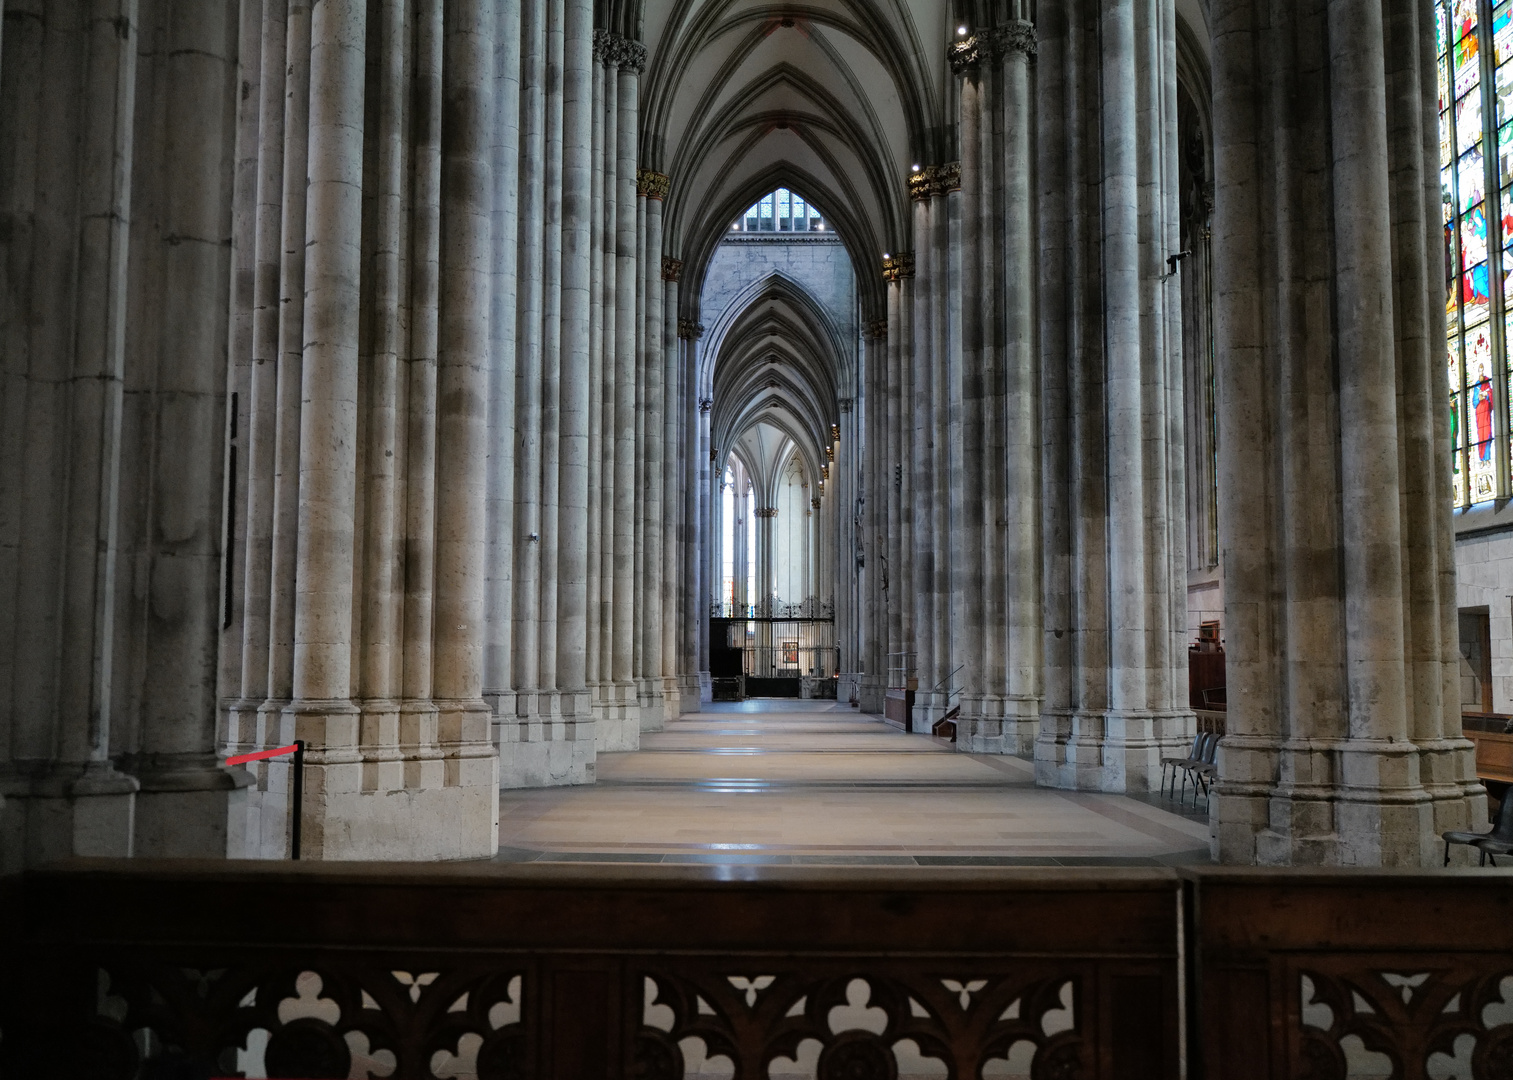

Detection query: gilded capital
xmin=882 ymin=252 xmax=915 ymax=281
xmin=638 ymin=169 xmax=671 ymax=200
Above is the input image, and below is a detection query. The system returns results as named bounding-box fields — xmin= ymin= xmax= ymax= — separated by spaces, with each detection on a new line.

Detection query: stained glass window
xmin=729 ymin=188 xmax=826 ymax=232
xmin=1443 ymin=0 xmax=1512 ymax=506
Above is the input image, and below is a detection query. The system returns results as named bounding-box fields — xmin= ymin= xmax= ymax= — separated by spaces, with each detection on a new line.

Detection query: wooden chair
xmin=1443 ymin=793 xmax=1512 ymax=865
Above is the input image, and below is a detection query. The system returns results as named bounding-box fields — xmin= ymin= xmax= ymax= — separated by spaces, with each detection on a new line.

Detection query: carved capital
xmin=882 ymin=252 xmax=915 ymax=281
xmin=661 ymin=256 xmax=683 ymax=282
xmin=678 ymin=318 xmax=705 ymax=340
xmin=811 ymin=497 xmax=822 ymax=510
xmin=908 ymin=165 xmax=936 ymax=201
xmin=837 ymin=399 xmax=853 ymax=414
xmin=754 ymin=507 xmax=779 ymax=519
xmin=948 ymin=34 xmax=982 ymax=74
xmin=638 ymin=169 xmax=671 ymax=200
xmin=990 ymin=21 xmax=1038 ymax=59
xmin=592 ymin=28 xmax=611 ymax=63
xmin=866 ymin=320 xmax=889 ymax=340
xmin=698 ymin=397 xmax=713 ymax=414
xmin=939 ymin=162 xmax=961 ymax=192
xmin=600 ymin=32 xmax=647 ymax=72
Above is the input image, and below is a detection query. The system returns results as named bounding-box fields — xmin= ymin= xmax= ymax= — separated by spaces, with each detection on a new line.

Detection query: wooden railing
xmin=0 ymin=862 xmax=1508 ymax=1078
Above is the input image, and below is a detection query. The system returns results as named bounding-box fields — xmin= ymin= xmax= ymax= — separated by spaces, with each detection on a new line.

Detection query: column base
xmin=0 ymin=762 xmax=140 ymax=870
xmin=858 ymin=676 xmax=885 ymax=715
xmin=1035 ymin=709 xmax=1196 ymax=792
xmin=638 ymin=677 xmax=666 ymax=733
xmin=1214 ymin=737 xmax=1480 ymax=867
xmin=127 ymin=753 xmax=255 ymax=858
xmin=502 ymin=688 xmax=598 ymax=786
xmin=699 ymin=670 xmax=713 ymax=703
xmin=593 ymin=679 xmax=640 ymax=751
xmin=837 ymin=672 xmax=863 ymax=706
xmin=957 ymin=696 xmax=1041 ymax=755
xmin=661 ymin=675 xmax=682 ymax=719
xmin=287 ymin=697 xmax=499 ymax=861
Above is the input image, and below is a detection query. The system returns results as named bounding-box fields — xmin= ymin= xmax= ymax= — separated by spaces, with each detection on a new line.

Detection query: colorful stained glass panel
xmin=1458 ymin=0 xmax=1480 ymax=39
xmin=1459 ymin=35 xmax=1483 ymax=96
xmin=1465 ymin=259 xmax=1492 ymax=326
xmin=1461 ymin=146 xmax=1487 ymax=210
xmin=1499 ymin=1 xmax=1513 ymax=60
xmin=1461 ymin=91 xmax=1485 ymax=154
xmin=1464 ymin=202 xmax=1490 ymax=267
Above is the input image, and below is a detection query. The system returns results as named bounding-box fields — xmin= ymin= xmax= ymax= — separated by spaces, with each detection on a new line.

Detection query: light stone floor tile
xmin=495 ymin=701 xmax=1214 ymax=866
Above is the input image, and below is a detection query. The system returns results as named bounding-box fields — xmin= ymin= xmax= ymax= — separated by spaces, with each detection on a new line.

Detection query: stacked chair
xmin=1161 ymin=731 xmax=1220 ymax=807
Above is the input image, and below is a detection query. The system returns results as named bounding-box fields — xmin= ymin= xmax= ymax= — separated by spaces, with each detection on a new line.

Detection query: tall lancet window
xmin=1441 ymin=0 xmax=1513 ymax=506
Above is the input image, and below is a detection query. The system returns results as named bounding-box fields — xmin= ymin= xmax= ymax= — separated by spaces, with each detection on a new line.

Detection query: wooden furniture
xmin=4 ymin=863 xmax=1510 ymax=1078
xmin=1462 ymin=712 xmax=1513 ymax=785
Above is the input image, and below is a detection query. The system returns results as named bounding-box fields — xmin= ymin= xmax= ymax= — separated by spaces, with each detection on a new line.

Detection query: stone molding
xmin=882 ymin=252 xmax=915 ymax=281
xmin=678 ymin=318 xmax=704 ymax=340
xmin=949 ymin=22 xmax=1036 ymax=73
xmin=596 ymin=30 xmax=647 ymax=72
xmin=661 ymin=256 xmax=683 ymax=282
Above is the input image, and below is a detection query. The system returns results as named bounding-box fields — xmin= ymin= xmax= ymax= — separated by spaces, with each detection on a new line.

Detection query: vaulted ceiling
xmin=632 ymin=0 xmax=955 ymax=321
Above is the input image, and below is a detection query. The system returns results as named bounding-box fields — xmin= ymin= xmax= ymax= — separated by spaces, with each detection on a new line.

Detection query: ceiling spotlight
xmin=958 ymin=25 xmax=969 ymax=35
xmin=912 ymin=163 xmax=920 ymax=171
xmin=884 ymin=252 xmax=891 ymax=259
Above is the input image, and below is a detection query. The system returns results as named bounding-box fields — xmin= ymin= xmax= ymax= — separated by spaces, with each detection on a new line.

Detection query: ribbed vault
xmin=635 ymin=0 xmax=952 ymax=322
xmin=706 ymin=272 xmax=843 ymax=499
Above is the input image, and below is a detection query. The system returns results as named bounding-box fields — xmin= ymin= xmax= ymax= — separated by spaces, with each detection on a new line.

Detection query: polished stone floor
xmin=496 ymin=700 xmax=1213 ymax=866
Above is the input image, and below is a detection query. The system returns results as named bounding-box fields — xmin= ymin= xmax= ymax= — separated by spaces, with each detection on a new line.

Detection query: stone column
xmin=952 ymin=46 xmax=987 ymax=734
xmin=638 ymin=170 xmax=668 ymax=731
xmin=535 ymin=0 xmax=563 ymax=713
xmin=1210 ymin=0 xmax=1481 ymax=864
xmin=1034 ymin=0 xmax=1193 ymax=793
xmin=696 ymin=367 xmax=713 ymax=698
xmin=925 ymin=170 xmax=950 ymax=707
xmin=508 ymin=0 xmax=544 ymax=764
xmin=355 ymin=0 xmax=408 ymax=789
xmin=596 ymin=41 xmax=618 ymax=719
xmin=554 ymin=0 xmax=593 ymax=751
xmin=663 ymin=257 xmax=684 ymax=712
xmin=402 ymin=0 xmax=442 ymax=796
xmin=133 ymin=0 xmax=249 ymax=856
xmin=884 ymin=267 xmax=903 ymax=695
xmin=1001 ymin=24 xmax=1041 ymax=754
xmin=859 ymin=323 xmax=887 ymax=713
xmin=610 ymin=38 xmax=644 ymax=738
xmin=584 ymin=33 xmax=605 ymax=707
xmin=485 ymin=0 xmax=523 ymax=732
xmin=260 ymin=0 xmax=314 ymax=858
xmin=909 ymin=179 xmax=937 ymax=729
xmin=285 ymin=0 xmax=366 ymax=858
xmin=232 ymin=0 xmax=290 ymax=761
xmin=30 ymin=0 xmax=145 ymax=858
xmin=426 ymin=0 xmax=500 ymax=857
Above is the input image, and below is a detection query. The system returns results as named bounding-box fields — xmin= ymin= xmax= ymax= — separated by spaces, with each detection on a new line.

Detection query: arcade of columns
xmin=0 ymin=0 xmax=1485 ymax=868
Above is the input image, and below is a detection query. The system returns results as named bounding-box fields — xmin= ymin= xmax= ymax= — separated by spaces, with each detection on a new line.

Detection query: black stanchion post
xmin=291 ymin=739 xmax=306 ymax=860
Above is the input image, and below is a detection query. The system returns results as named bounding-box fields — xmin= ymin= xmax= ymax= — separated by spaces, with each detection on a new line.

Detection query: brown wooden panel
xmin=1466 ymin=727 xmax=1513 ymax=784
